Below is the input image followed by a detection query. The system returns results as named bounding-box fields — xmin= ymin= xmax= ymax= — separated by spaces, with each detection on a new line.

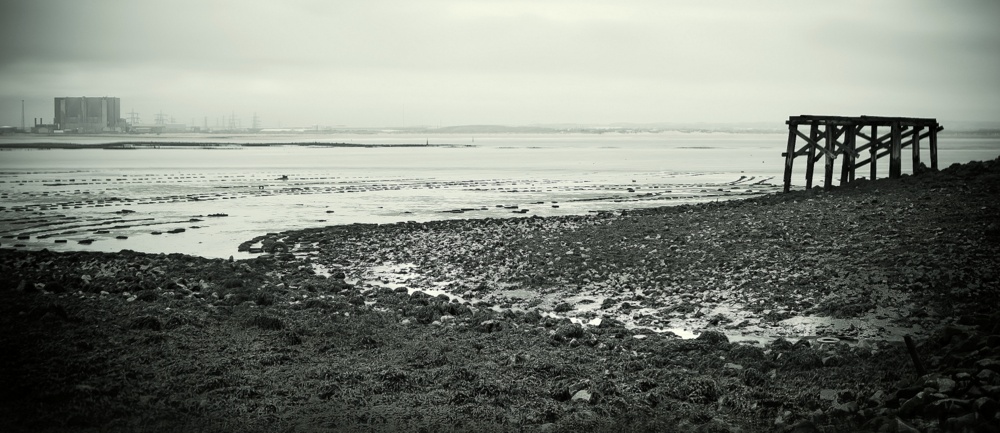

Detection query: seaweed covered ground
xmin=1 ymin=158 xmax=999 ymax=432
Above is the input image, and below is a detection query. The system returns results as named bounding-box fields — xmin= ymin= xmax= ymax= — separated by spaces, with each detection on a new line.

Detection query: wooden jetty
xmin=782 ymin=115 xmax=943 ymax=192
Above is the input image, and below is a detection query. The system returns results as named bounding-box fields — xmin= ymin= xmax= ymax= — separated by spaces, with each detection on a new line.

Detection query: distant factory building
xmin=54 ymin=96 xmax=123 ymax=133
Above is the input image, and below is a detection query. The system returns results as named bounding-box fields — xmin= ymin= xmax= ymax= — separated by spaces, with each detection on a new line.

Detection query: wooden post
xmin=929 ymin=123 xmax=939 ymax=171
xmin=870 ymin=124 xmax=878 ymax=180
xmin=903 ymin=335 xmax=926 ymax=377
xmin=783 ymin=120 xmax=797 ymax=193
xmin=824 ymin=124 xmax=835 ymax=190
xmin=805 ymin=121 xmax=819 ymax=190
xmin=912 ymin=125 xmax=922 ymax=172
xmin=841 ymin=124 xmax=856 ymax=184
xmin=890 ymin=121 xmax=902 ymax=178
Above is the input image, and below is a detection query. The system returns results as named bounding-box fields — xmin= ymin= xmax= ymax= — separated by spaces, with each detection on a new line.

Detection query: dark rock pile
xmin=859 ymin=319 xmax=1000 ymax=433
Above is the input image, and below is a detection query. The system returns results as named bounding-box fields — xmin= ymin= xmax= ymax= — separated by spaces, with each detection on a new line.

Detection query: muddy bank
xmin=1 ymin=157 xmax=998 ymax=432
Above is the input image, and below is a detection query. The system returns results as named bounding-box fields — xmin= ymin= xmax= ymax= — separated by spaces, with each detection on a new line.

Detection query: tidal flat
xmin=1 ymin=157 xmax=999 ymax=432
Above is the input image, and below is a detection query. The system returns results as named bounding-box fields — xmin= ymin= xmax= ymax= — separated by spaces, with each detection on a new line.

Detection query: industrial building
xmin=54 ymin=96 xmax=122 ymax=133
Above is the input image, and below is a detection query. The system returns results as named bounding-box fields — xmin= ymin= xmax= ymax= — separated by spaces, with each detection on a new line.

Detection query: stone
xmin=788 ymin=419 xmax=819 ymax=433
xmin=978 ymin=359 xmax=1000 ymax=370
xmin=770 ymin=338 xmax=793 ymax=351
xmin=830 ymin=401 xmax=858 ymax=415
xmin=571 ymin=389 xmax=592 ymax=402
xmin=944 ymin=413 xmax=978 ymax=432
xmin=895 ymin=385 xmax=924 ymax=401
xmin=44 ymin=281 xmax=67 ymax=293
xmin=987 ymin=335 xmax=1000 ymax=348
xmin=977 ymin=369 xmax=997 ymax=383
xmin=976 ymin=396 xmax=999 ymax=419
xmin=477 ymin=319 xmax=502 ymax=333
xmin=819 ymin=389 xmax=840 ymax=401
xmin=937 ymin=377 xmax=957 ymax=394
xmin=696 ymin=330 xmax=729 ymax=346
xmin=869 ymin=390 xmax=887 ymax=405
xmin=894 ymin=417 xmax=920 ymax=433
xmin=926 ymin=398 xmax=971 ymax=418
xmin=898 ymin=391 xmax=931 ymax=417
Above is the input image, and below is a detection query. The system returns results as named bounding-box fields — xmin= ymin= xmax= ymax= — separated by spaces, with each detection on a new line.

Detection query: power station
xmin=54 ymin=96 xmax=122 ymax=133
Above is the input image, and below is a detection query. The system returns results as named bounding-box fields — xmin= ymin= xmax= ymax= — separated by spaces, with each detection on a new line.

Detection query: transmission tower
xmin=127 ymin=109 xmax=140 ymax=125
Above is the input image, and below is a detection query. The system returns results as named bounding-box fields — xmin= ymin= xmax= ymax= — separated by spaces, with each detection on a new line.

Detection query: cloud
xmin=1 ymin=0 xmax=998 ymax=127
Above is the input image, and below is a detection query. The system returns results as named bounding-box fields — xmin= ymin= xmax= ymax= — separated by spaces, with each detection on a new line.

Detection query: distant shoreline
xmin=0 ymin=142 xmax=468 ymax=150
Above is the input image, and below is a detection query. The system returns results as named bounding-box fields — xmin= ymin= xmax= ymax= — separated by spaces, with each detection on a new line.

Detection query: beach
xmin=2 ymin=156 xmax=999 ymax=432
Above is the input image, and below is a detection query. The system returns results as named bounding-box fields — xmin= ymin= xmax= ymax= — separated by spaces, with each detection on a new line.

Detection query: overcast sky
xmin=2 ymin=0 xmax=999 ymax=128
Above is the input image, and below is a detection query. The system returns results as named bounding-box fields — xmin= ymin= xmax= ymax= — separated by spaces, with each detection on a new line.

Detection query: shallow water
xmin=2 ymin=132 xmax=997 ymax=258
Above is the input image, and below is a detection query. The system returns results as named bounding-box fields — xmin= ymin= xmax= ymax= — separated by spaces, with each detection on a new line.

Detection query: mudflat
xmin=2 ymin=157 xmax=998 ymax=432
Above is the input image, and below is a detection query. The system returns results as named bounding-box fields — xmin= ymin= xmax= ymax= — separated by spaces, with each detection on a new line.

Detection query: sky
xmin=1 ymin=0 xmax=999 ymax=128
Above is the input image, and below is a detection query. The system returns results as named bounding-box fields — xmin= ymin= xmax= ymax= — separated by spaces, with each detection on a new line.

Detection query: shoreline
xmin=0 ymin=141 xmax=462 ymax=149
xmin=2 ymin=156 xmax=999 ymax=432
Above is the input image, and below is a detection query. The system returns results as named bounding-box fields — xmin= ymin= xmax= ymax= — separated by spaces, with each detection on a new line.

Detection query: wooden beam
xmin=824 ymin=124 xmax=835 ymax=190
xmin=841 ymin=124 xmax=856 ymax=184
xmin=795 ymin=129 xmax=818 ymax=146
xmin=890 ymin=121 xmax=902 ymax=178
xmin=930 ymin=123 xmax=940 ymax=171
xmin=805 ymin=121 xmax=819 ymax=189
xmin=783 ymin=121 xmax=797 ymax=192
xmin=912 ymin=125 xmax=922 ymax=172
xmin=853 ymin=126 xmax=941 ymax=170
xmin=856 ymin=125 xmax=910 ymax=154
xmin=870 ymin=124 xmax=878 ymax=180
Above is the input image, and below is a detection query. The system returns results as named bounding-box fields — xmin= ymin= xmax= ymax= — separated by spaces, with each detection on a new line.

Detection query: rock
xmin=977 ymin=369 xmax=997 ymax=383
xmin=944 ymin=413 xmax=978 ymax=432
xmin=128 ymin=316 xmax=163 ymax=331
xmin=788 ymin=419 xmax=819 ymax=433
xmin=976 ymin=396 xmax=999 ymax=419
xmin=792 ymin=338 xmax=811 ymax=349
xmin=696 ymin=330 xmax=729 ymax=346
xmin=869 ymin=390 xmax=887 ymax=406
xmin=898 ymin=391 xmax=931 ymax=417
xmin=895 ymin=385 xmax=924 ymax=401
xmin=936 ymin=377 xmax=958 ymax=394
xmin=44 ymin=281 xmax=67 ymax=293
xmin=571 ymin=389 xmax=592 ymax=402
xmin=770 ymin=338 xmax=793 ymax=350
xmin=894 ymin=417 xmax=921 ymax=433
xmin=821 ymin=355 xmax=842 ymax=367
xmin=819 ymin=389 xmax=840 ymax=401
xmin=830 ymin=400 xmax=858 ymax=415
xmin=926 ymin=398 xmax=971 ymax=418
xmin=477 ymin=320 xmax=502 ymax=333
xmin=987 ymin=335 xmax=1000 ymax=348
xmin=978 ymin=359 xmax=1000 ymax=371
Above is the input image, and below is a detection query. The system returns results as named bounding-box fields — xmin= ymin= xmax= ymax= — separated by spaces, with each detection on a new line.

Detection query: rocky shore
xmin=1 ymin=157 xmax=998 ymax=432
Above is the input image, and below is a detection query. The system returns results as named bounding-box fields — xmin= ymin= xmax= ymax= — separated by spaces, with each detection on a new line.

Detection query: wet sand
xmin=1 ymin=167 xmax=780 ymax=258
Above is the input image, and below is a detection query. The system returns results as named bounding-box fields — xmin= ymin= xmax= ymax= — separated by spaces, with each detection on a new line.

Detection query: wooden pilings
xmin=782 ymin=115 xmax=942 ymax=193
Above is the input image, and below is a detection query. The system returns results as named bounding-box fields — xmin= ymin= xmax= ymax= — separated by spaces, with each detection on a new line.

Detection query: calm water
xmin=2 ymin=132 xmax=997 ymax=258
